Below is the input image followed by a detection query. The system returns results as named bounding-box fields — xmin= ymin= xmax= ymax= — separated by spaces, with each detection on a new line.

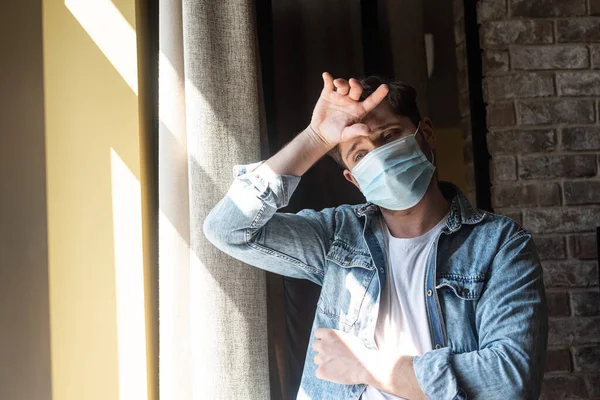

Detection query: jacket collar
xmin=354 ymin=181 xmax=486 ymax=232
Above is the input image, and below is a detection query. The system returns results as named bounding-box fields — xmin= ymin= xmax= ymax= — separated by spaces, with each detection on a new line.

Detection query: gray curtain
xmin=158 ymin=0 xmax=270 ymax=398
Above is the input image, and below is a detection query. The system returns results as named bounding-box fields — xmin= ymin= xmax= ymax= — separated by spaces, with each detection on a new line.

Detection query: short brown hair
xmin=328 ymin=76 xmax=422 ymax=169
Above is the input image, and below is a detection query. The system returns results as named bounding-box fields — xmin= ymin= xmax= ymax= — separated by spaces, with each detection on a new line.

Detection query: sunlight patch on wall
xmin=110 ymin=148 xmax=148 ymax=400
xmin=65 ymin=0 xmax=138 ymax=94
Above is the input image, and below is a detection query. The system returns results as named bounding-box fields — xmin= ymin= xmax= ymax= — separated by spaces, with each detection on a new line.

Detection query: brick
xmin=585 ymin=373 xmax=600 ymax=397
xmin=483 ymin=50 xmax=509 ymax=75
xmin=545 ymin=348 xmax=572 ymax=372
xmin=592 ymin=45 xmax=600 ymax=69
xmin=592 ymin=0 xmax=600 ymax=16
xmin=569 ymin=234 xmax=599 ymax=260
xmin=492 ymin=183 xmax=560 ymax=208
xmin=564 ymin=181 xmax=600 ymax=205
xmin=540 ymin=375 xmax=589 ymax=399
xmin=548 ymin=317 xmax=600 ymax=346
xmin=534 ymin=235 xmax=567 ymax=260
xmin=477 ymin=0 xmax=506 ymax=21
xmin=574 ymin=345 xmax=600 ymax=370
xmin=518 ymin=99 xmax=594 ymax=125
xmin=519 ymin=155 xmax=597 ymax=180
xmin=562 ymin=126 xmax=600 ymax=150
xmin=558 ymin=19 xmax=600 ymax=42
xmin=557 ymin=72 xmax=600 ymax=96
xmin=492 ymin=156 xmax=517 ymax=181
xmin=511 ymin=46 xmax=589 ymax=70
xmin=482 ymin=20 xmax=553 ymax=46
xmin=546 ymin=291 xmax=571 ymax=316
xmin=524 ymin=207 xmax=600 ymax=233
xmin=494 ymin=210 xmax=523 ymax=225
xmin=487 ymin=102 xmax=516 ymax=127
xmin=487 ymin=129 xmax=556 ymax=155
xmin=571 ymin=290 xmax=600 ymax=316
xmin=484 ymin=74 xmax=554 ymax=101
xmin=542 ymin=261 xmax=599 ymax=287
xmin=510 ymin=0 xmax=586 ymax=17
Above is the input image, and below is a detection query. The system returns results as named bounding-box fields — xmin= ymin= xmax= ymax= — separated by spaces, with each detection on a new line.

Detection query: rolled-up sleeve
xmin=203 ymin=162 xmax=335 ymax=285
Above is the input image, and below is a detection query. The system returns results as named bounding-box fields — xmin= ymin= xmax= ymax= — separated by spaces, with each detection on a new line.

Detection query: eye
xmin=383 ymin=129 xmax=400 ymax=141
xmin=354 ymin=152 xmax=366 ymax=163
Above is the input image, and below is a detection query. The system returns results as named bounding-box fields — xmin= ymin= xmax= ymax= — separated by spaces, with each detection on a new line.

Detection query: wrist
xmin=362 ymin=350 xmax=394 ymax=388
xmin=364 ymin=354 xmax=423 ymax=398
xmin=305 ymin=124 xmax=335 ymax=152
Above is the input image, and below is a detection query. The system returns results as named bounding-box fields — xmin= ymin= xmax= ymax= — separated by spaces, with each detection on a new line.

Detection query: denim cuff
xmin=413 ymin=348 xmax=466 ymax=400
xmin=233 ymin=162 xmax=301 ymax=209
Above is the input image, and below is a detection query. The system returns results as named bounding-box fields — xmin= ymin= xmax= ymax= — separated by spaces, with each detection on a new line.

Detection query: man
xmin=203 ymin=73 xmax=548 ymax=399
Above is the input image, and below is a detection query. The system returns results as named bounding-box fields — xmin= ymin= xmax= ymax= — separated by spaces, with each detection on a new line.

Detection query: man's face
xmin=339 ymin=103 xmax=436 ymax=188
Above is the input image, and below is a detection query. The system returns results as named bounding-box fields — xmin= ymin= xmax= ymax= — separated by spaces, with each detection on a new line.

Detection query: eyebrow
xmin=373 ymin=123 xmax=403 ymax=133
xmin=344 ymin=123 xmax=405 ymax=162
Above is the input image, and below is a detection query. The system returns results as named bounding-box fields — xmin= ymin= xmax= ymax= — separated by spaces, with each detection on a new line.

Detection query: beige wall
xmin=0 ymin=1 xmax=53 ymax=399
xmin=42 ymin=0 xmax=151 ymax=399
xmin=1 ymin=0 xmax=157 ymax=398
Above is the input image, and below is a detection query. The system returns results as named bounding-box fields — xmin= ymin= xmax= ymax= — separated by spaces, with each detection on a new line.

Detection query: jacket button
xmin=427 ymin=289 xmax=433 ymax=297
xmin=379 ymin=268 xmax=384 ymax=273
xmin=435 ymin=344 xmax=442 ymax=350
xmin=344 ymin=256 xmax=352 ymax=262
xmin=462 ymin=288 xmax=470 ymax=296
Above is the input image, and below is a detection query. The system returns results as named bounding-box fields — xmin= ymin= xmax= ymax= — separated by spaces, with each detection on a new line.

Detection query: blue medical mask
xmin=350 ymin=124 xmax=435 ymax=210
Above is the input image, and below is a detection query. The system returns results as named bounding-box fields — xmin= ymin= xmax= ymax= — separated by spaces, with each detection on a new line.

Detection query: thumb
xmin=341 ymin=123 xmax=370 ymax=141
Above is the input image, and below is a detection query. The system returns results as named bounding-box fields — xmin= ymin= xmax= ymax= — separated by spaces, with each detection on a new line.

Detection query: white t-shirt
xmin=361 ymin=215 xmax=447 ymax=400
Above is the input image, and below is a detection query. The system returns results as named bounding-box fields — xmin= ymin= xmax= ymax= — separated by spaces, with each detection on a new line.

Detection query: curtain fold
xmin=159 ymin=0 xmax=270 ymax=398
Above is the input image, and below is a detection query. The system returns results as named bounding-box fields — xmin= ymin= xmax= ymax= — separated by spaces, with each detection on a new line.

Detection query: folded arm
xmin=366 ymin=232 xmax=548 ymax=399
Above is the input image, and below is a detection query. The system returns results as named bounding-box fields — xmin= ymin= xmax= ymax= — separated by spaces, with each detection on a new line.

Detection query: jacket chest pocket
xmin=436 ymin=274 xmax=485 ymax=352
xmin=436 ymin=275 xmax=485 ymax=300
xmin=318 ymin=241 xmax=376 ymax=327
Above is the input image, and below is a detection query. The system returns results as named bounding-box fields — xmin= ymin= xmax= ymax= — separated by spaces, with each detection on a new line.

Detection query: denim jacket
xmin=203 ymin=163 xmax=548 ymax=400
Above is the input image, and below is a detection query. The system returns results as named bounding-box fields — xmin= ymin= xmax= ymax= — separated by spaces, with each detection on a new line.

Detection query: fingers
xmin=341 ymin=123 xmax=371 ymax=141
xmin=334 ymin=78 xmax=350 ymax=96
xmin=322 ymin=72 xmax=334 ymax=91
xmin=348 ymin=78 xmax=363 ymax=101
xmin=361 ymin=83 xmax=389 ymax=114
xmin=323 ymin=74 xmax=363 ymax=100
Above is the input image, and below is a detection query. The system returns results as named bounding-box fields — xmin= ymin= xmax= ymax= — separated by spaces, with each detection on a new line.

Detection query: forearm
xmin=203 ymin=160 xmax=332 ymax=284
xmin=260 ymin=126 xmax=331 ymax=177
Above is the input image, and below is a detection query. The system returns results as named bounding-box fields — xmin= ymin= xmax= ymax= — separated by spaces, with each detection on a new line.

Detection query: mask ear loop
xmin=415 ymin=122 xmax=435 ymax=165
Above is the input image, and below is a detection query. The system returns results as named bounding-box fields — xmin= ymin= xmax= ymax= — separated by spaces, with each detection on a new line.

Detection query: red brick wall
xmin=455 ymin=0 xmax=600 ymax=398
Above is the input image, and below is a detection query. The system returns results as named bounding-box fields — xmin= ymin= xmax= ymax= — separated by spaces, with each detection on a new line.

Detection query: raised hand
xmin=309 ymin=72 xmax=389 ymax=149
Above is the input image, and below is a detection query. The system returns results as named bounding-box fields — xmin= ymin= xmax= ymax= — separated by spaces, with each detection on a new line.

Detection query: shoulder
xmin=478 ymin=210 xmax=530 ymax=240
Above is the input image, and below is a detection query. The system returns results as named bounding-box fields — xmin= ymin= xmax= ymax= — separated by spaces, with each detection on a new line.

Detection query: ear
xmin=343 ymin=169 xmax=362 ymax=193
xmin=420 ymin=117 xmax=436 ymax=151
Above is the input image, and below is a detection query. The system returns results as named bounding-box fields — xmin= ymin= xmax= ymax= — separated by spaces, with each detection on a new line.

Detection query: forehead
xmin=361 ymin=102 xmax=404 ymax=129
